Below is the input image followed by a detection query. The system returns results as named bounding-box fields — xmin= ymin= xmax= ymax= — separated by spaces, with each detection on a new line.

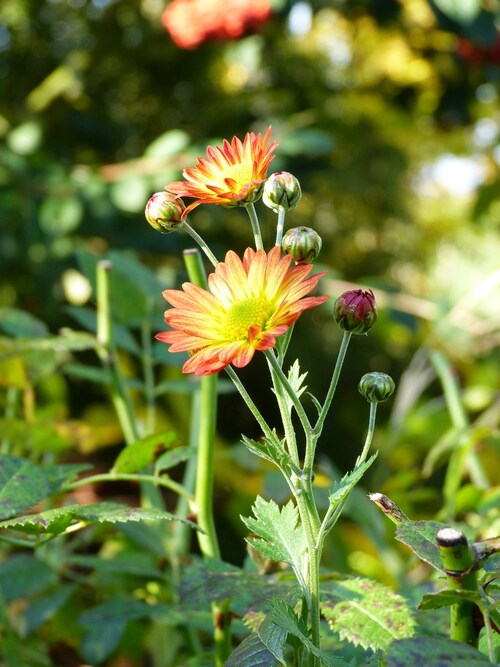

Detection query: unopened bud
xmin=263 ymin=172 xmax=302 ymax=212
xmin=333 ymin=289 xmax=377 ymax=334
xmin=358 ymin=372 xmax=395 ymax=403
xmin=145 ymin=192 xmax=186 ymax=234
xmin=282 ymin=226 xmax=322 ymax=264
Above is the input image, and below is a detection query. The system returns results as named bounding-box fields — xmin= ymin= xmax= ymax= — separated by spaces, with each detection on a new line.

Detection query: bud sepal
xmin=358 ymin=372 xmax=395 ymax=403
xmin=263 ymin=171 xmax=302 ymax=212
xmin=282 ymin=226 xmax=322 ymax=264
xmin=145 ymin=192 xmax=186 ymax=234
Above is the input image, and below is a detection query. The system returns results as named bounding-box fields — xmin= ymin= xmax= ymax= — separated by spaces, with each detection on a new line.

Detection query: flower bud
xmin=333 ymin=289 xmax=377 ymax=334
xmin=358 ymin=372 xmax=395 ymax=403
xmin=263 ymin=172 xmax=302 ymax=212
xmin=282 ymin=226 xmax=322 ymax=264
xmin=145 ymin=192 xmax=186 ymax=234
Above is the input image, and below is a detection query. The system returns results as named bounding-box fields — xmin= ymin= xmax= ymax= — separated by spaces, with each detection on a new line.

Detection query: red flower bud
xmin=333 ymin=289 xmax=377 ymax=334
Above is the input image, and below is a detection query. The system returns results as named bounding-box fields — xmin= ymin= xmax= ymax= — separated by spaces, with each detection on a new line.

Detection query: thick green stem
xmin=436 ymin=527 xmax=478 ymax=647
xmin=141 ymin=298 xmax=157 ymax=435
xmin=184 ymin=249 xmax=230 ymax=665
xmin=96 ymin=260 xmax=163 ymax=510
xmin=96 ymin=260 xmax=138 ymax=446
xmin=245 ymin=203 xmax=263 ymax=250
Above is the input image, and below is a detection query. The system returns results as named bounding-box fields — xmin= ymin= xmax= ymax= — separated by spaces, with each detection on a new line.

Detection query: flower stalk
xmin=183 ymin=248 xmax=231 ymax=665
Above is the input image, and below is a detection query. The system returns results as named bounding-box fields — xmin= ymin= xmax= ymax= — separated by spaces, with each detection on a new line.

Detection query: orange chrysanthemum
xmin=165 ymin=127 xmax=278 ymax=218
xmin=162 ymin=0 xmax=272 ymax=50
xmin=156 ymin=246 xmax=328 ymax=376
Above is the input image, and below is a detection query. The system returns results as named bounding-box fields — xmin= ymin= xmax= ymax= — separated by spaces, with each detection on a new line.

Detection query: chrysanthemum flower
xmin=156 ymin=246 xmax=328 ymax=376
xmin=165 ymin=127 xmax=278 ymax=218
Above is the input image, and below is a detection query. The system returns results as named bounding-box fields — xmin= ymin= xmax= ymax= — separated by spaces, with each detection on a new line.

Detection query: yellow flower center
xmin=219 ymin=162 xmax=254 ymax=189
xmin=223 ymin=297 xmax=270 ymax=340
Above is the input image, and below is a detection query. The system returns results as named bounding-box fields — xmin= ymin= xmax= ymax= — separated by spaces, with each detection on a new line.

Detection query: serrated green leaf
xmin=180 ymin=559 xmax=289 ymax=613
xmin=224 ymin=627 xmax=284 ymax=667
xmin=0 ymin=501 xmax=200 ymax=536
xmin=328 ymin=454 xmax=377 ymax=508
xmin=268 ymin=598 xmax=347 ymax=666
xmin=241 ymin=434 xmax=289 ymax=468
xmin=113 ymin=430 xmax=178 ymax=473
xmin=385 ymin=636 xmax=492 ymax=666
xmin=0 ymin=455 xmax=89 ymax=520
xmin=0 ymin=308 xmax=49 ymax=338
xmin=418 ymin=588 xmax=482 ymax=610
xmin=395 ymin=520 xmax=449 ymax=571
xmin=278 ymin=360 xmax=308 ymax=414
xmin=0 ymin=555 xmax=56 ymax=601
xmin=241 ymin=497 xmax=307 ymax=589
xmin=321 ymin=578 xmax=416 ymax=651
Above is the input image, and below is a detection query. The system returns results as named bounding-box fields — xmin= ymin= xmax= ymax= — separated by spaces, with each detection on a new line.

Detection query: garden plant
xmin=1 ymin=0 xmax=499 ymax=665
xmin=0 ymin=126 xmax=498 ymax=667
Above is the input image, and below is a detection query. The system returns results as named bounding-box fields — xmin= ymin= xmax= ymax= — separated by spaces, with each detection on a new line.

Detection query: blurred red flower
xmin=162 ymin=0 xmax=272 ymax=50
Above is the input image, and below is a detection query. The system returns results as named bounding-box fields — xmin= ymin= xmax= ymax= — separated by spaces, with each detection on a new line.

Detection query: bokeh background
xmin=1 ymin=0 xmax=499 ymax=571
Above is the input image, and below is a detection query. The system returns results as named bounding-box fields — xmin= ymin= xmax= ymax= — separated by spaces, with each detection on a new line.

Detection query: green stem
xmin=436 ymin=527 xmax=478 ymax=647
xmin=96 ymin=260 xmax=164 ymax=511
xmin=184 ymin=249 xmax=230 ymax=666
xmin=141 ymin=298 xmax=157 ymax=435
xmin=66 ymin=472 xmax=194 ymax=504
xmin=314 ymin=331 xmax=352 ymax=439
xmin=317 ymin=401 xmax=378 ymax=552
xmin=224 ymin=365 xmax=276 ymax=444
xmin=96 ymin=260 xmax=139 ymax=446
xmin=182 ymin=221 xmax=219 ymax=267
xmin=266 ymin=358 xmax=300 ymax=468
xmin=245 ymin=203 xmax=263 ymax=250
xmin=265 ymin=350 xmax=312 ymax=436
xmin=275 ymin=208 xmax=286 ymax=247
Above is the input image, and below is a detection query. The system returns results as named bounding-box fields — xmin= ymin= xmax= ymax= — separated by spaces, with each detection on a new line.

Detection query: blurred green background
xmin=1 ymin=0 xmax=499 ymax=568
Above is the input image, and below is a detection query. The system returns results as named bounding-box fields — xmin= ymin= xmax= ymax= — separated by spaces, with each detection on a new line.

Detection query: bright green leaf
xmin=113 ymin=430 xmax=179 ymax=474
xmin=328 ymin=454 xmax=378 ymax=508
xmin=241 ymin=497 xmax=307 ymax=589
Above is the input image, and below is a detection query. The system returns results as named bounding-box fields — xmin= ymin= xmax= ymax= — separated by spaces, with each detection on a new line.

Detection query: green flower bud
xmin=358 ymin=372 xmax=395 ymax=403
xmin=333 ymin=289 xmax=377 ymax=334
xmin=145 ymin=192 xmax=186 ymax=234
xmin=263 ymin=171 xmax=302 ymax=212
xmin=282 ymin=226 xmax=322 ymax=264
